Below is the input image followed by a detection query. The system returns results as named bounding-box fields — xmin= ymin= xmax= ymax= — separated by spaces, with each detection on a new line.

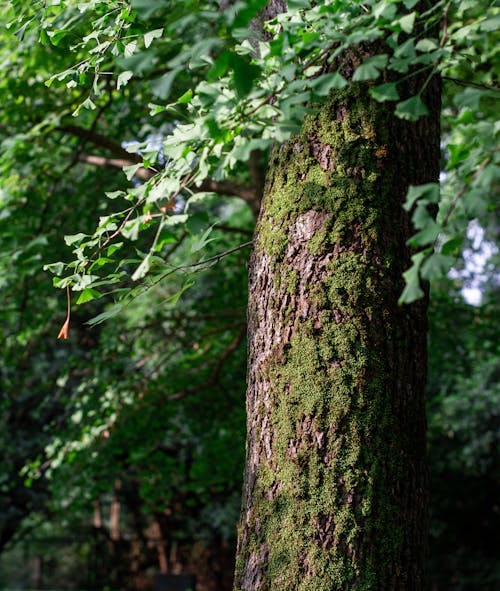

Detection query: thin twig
xmin=123 ymin=239 xmax=253 ymax=305
xmin=439 ymin=2 xmax=450 ymax=49
xmin=155 ymin=240 xmax=253 ymax=282
xmin=167 ymin=327 xmax=246 ymax=401
xmin=442 ymin=76 xmax=499 ymax=93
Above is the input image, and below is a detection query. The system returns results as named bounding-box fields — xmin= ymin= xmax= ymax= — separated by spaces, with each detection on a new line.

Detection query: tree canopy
xmin=1 ymin=0 xmax=498 ymax=305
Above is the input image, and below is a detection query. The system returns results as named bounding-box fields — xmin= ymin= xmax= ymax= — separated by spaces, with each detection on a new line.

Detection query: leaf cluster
xmin=1 ymin=0 xmax=497 ymax=304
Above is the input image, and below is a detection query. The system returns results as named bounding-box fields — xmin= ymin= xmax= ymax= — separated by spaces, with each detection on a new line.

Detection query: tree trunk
xmin=234 ymin=78 xmax=440 ymax=590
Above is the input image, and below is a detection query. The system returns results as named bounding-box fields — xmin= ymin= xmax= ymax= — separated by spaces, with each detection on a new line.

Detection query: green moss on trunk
xmin=235 ymin=82 xmax=440 ymax=591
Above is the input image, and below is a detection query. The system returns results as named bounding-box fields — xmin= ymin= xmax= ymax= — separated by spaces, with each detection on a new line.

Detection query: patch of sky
xmin=448 ymin=220 xmax=499 ymax=306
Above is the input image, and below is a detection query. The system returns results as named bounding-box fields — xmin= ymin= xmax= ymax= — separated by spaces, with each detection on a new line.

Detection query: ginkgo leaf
xmin=57 ymin=286 xmax=71 ymax=339
xmin=57 ymin=317 xmax=70 ymax=339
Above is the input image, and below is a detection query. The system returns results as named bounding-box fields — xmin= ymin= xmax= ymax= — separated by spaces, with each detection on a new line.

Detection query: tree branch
xmin=78 ymin=153 xmax=258 ymax=203
xmin=64 ymin=123 xmax=259 ymax=209
xmin=167 ymin=327 xmax=246 ymax=401
xmin=78 ymin=154 xmax=153 ymax=180
xmin=442 ymin=76 xmax=500 ymax=92
xmin=58 ymin=124 xmax=142 ymax=163
xmin=198 ymin=178 xmax=257 ymax=204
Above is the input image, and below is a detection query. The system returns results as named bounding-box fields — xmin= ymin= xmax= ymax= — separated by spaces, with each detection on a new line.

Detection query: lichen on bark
xmin=234 ymin=80 xmax=440 ymax=591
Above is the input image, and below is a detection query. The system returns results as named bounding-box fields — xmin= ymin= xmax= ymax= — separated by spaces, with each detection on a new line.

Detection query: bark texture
xmin=234 ymin=79 xmax=440 ymax=590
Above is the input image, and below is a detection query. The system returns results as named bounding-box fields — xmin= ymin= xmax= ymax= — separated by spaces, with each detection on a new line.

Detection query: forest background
xmin=0 ymin=0 xmax=498 ymax=590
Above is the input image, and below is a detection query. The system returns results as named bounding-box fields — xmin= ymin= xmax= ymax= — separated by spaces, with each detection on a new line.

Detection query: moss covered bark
xmin=234 ymin=79 xmax=440 ymax=591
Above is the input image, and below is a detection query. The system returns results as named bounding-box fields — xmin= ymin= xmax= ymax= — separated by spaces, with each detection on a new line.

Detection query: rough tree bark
xmin=233 ymin=73 xmax=440 ymax=589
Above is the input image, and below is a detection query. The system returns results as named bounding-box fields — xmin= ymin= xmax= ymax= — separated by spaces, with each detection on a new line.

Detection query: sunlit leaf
xmin=144 ymin=28 xmax=163 ymax=48
xmin=76 ymin=288 xmax=101 ymax=304
xmin=117 ymin=70 xmax=133 ymax=90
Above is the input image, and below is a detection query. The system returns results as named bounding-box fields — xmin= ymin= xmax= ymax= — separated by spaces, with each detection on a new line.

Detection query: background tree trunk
xmin=234 ymin=78 xmax=440 ymax=590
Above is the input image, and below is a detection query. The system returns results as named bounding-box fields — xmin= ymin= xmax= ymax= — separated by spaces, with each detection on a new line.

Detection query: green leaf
xmin=64 ymin=233 xmax=87 ymax=246
xmin=15 ymin=20 xmax=30 ymax=41
xmin=39 ymin=28 xmax=49 ymax=45
xmin=310 ymin=72 xmax=348 ymax=95
xmin=448 ymin=143 xmax=469 ymax=168
xmin=412 ymin=202 xmax=434 ymax=230
xmin=164 ymin=214 xmax=188 ymax=226
xmin=288 ymin=0 xmax=311 ymax=7
xmin=280 ymin=91 xmax=311 ymax=120
xmin=462 ymin=188 xmax=488 ymax=218
xmin=399 ymin=251 xmax=426 ymax=304
xmin=121 ymin=218 xmax=142 ymax=240
xmin=407 ymin=220 xmax=441 ymax=247
xmin=149 ymin=103 xmax=166 ymax=116
xmin=53 ymin=276 xmax=74 ymax=289
xmin=177 ymin=89 xmax=193 ymax=104
xmin=441 ymin=236 xmax=464 ymax=256
xmin=231 ymin=54 xmax=261 ymax=97
xmin=207 ymin=50 xmax=231 ymax=80
xmin=369 ymin=82 xmax=399 ymax=102
xmin=404 ymin=183 xmax=440 ymax=211
xmin=131 ymin=0 xmax=168 ymax=19
xmin=191 ymin=225 xmax=216 ymax=253
xmin=80 ymin=97 xmax=96 ymax=112
xmin=479 ymin=14 xmax=500 ymax=32
xmin=90 ymin=257 xmax=113 ymax=269
xmin=452 ymin=87 xmax=483 ymax=110
xmin=123 ymin=163 xmax=143 ymax=180
xmin=107 ymin=243 xmax=123 ymax=256
xmin=399 ymin=12 xmax=415 ymax=34
xmin=105 ymin=190 xmax=126 ymax=200
xmin=72 ymin=274 xmax=99 ymax=291
xmin=415 ymin=38 xmax=438 ymax=52
xmin=131 ymin=254 xmax=151 ymax=281
xmin=165 ymin=279 xmax=195 ymax=306
xmin=155 ymin=228 xmax=177 ymax=251
xmin=151 ymin=69 xmax=180 ymax=100
xmin=43 ymin=262 xmax=65 ymax=275
xmin=76 ymin=288 xmax=101 ymax=304
xmin=144 ymin=28 xmax=163 ymax=48
xmin=71 ymin=409 xmax=83 ymax=424
xmin=86 ymin=304 xmax=123 ymax=327
xmin=373 ymin=2 xmax=397 ymax=20
xmin=118 ymin=50 xmax=156 ymax=76
xmin=47 ymin=29 xmax=69 ymax=47
xmin=421 ymin=253 xmax=455 ymax=279
xmin=117 ymin=70 xmax=133 ymax=90
xmin=352 ymin=54 xmax=388 ymax=82
xmin=124 ymin=41 xmax=138 ymax=58
xmin=395 ymin=96 xmax=429 ymax=121
xmin=231 ymin=137 xmax=273 ymax=162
